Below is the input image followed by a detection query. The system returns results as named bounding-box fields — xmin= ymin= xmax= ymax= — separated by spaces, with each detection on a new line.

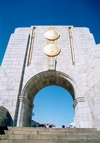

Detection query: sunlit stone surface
xmin=0 ymin=26 xmax=100 ymax=130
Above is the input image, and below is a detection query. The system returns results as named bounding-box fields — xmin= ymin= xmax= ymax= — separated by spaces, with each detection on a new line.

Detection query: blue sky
xmin=0 ymin=0 xmax=100 ymax=65
xmin=0 ymin=0 xmax=100 ymax=127
xmin=32 ymin=86 xmax=74 ymax=127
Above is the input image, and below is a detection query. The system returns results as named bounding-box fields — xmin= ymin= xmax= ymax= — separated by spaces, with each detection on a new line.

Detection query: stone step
xmin=4 ymin=129 xmax=100 ymax=136
xmin=1 ymin=127 xmax=100 ymax=143
xmin=0 ymin=139 xmax=100 ymax=143
xmin=7 ymin=127 xmax=97 ymax=132
xmin=0 ymin=134 xmax=100 ymax=140
xmin=6 ymin=127 xmax=98 ymax=134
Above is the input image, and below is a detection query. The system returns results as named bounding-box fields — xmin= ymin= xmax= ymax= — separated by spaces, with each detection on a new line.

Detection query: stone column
xmin=74 ymin=97 xmax=92 ymax=128
xmin=17 ymin=96 xmax=24 ymax=127
xmin=17 ymin=96 xmax=33 ymax=127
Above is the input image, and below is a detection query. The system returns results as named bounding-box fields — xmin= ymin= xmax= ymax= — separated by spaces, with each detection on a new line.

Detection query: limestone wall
xmin=0 ymin=26 xmax=100 ymax=129
xmin=21 ymin=26 xmax=95 ymax=128
xmin=0 ymin=28 xmax=31 ymax=125
xmin=86 ymin=44 xmax=100 ymax=130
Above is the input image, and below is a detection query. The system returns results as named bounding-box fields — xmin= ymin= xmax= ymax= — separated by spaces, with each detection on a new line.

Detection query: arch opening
xmin=18 ymin=71 xmax=77 ymax=127
xmin=32 ymin=85 xmax=74 ymax=128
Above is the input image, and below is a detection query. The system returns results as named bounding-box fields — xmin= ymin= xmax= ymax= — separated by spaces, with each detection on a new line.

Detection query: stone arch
xmin=17 ymin=71 xmax=92 ymax=128
xmin=22 ymin=71 xmax=81 ymax=100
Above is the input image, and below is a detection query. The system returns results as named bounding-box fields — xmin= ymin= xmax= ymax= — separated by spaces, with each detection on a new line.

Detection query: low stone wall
xmin=0 ymin=106 xmax=13 ymax=126
xmin=0 ymin=106 xmax=7 ymax=126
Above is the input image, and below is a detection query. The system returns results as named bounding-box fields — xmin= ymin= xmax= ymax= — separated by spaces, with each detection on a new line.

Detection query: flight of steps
xmin=0 ymin=127 xmax=100 ymax=143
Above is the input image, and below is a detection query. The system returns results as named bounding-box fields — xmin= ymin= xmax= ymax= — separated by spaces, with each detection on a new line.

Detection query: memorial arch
xmin=0 ymin=26 xmax=100 ymax=130
xmin=17 ymin=70 xmax=88 ymax=128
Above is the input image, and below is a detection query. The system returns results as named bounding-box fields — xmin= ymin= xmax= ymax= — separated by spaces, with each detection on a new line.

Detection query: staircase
xmin=0 ymin=127 xmax=100 ymax=143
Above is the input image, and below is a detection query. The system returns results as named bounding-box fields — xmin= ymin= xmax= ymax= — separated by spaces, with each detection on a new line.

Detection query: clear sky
xmin=0 ymin=0 xmax=100 ymax=127
xmin=32 ymin=86 xmax=74 ymax=127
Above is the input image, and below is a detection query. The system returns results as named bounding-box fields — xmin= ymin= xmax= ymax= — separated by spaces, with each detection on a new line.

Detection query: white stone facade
xmin=0 ymin=26 xmax=100 ymax=130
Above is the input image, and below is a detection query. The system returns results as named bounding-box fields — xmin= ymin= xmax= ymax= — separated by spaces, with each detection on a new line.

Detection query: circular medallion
xmin=43 ymin=43 xmax=61 ymax=56
xmin=44 ymin=28 xmax=60 ymax=40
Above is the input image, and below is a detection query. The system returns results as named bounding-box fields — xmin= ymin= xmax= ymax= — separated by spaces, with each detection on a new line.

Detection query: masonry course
xmin=0 ymin=26 xmax=100 ymax=130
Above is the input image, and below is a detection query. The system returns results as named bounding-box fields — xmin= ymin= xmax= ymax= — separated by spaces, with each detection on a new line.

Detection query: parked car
xmin=36 ymin=124 xmax=46 ymax=128
xmin=45 ymin=123 xmax=56 ymax=128
xmin=68 ymin=122 xmax=76 ymax=128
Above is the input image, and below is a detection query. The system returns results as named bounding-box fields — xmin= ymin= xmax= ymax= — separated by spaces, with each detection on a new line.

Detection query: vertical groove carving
xmin=68 ymin=27 xmax=76 ymax=65
xmin=27 ymin=27 xmax=36 ymax=66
